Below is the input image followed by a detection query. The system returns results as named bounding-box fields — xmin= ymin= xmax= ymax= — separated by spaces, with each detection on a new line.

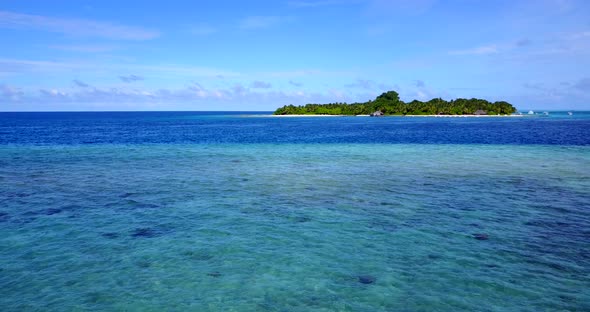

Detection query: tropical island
xmin=274 ymin=91 xmax=517 ymax=116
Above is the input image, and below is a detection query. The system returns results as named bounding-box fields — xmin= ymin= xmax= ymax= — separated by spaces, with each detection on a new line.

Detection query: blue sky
xmin=0 ymin=0 xmax=589 ymax=111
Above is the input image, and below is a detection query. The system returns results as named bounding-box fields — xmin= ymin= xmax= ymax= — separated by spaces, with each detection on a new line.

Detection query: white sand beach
xmin=245 ymin=114 xmax=526 ymax=118
xmin=403 ymin=114 xmax=525 ymax=117
xmin=242 ymin=114 xmax=347 ymax=117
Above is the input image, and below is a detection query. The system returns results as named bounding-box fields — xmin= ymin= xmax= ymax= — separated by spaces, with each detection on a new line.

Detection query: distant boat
xmin=528 ymin=110 xmax=534 ymax=115
xmin=568 ymin=112 xmax=573 ymax=116
xmin=543 ymin=111 xmax=549 ymax=116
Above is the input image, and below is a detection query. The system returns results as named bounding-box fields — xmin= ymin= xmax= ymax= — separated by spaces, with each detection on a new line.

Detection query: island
xmin=274 ymin=91 xmax=517 ymax=116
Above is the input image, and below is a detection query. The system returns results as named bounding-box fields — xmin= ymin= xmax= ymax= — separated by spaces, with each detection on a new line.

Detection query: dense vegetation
xmin=274 ymin=91 xmax=517 ymax=115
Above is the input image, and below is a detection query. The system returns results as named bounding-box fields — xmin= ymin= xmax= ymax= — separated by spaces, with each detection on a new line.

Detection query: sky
xmin=0 ymin=0 xmax=589 ymax=111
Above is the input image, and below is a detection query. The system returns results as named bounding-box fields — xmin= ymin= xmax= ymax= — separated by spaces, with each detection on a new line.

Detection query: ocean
xmin=1 ymin=112 xmax=589 ymax=311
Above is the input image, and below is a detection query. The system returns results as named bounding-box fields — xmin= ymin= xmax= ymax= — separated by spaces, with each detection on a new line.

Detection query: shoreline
xmin=247 ymin=114 xmax=527 ymax=118
xmin=402 ymin=114 xmax=525 ymax=117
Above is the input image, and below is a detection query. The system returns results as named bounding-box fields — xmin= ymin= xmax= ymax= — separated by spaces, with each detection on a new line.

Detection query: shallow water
xmin=1 ymin=112 xmax=589 ymax=311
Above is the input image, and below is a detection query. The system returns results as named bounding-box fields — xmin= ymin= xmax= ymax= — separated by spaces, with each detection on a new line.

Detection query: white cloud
xmin=523 ymin=82 xmax=545 ymax=90
xmin=0 ymin=58 xmax=241 ymax=78
xmin=345 ymin=79 xmax=376 ymax=89
xmin=473 ymin=30 xmax=590 ymax=65
xmin=187 ymin=83 xmax=209 ymax=97
xmin=328 ymin=89 xmax=346 ymax=99
xmin=449 ymin=45 xmax=498 ymax=55
xmin=0 ymin=10 xmax=159 ymax=40
xmin=73 ymin=79 xmax=90 ymax=88
xmin=0 ymin=58 xmax=81 ymax=73
xmin=405 ymin=87 xmax=451 ymax=102
xmin=232 ymin=84 xmax=248 ymax=95
xmin=251 ymin=81 xmax=272 ymax=89
xmin=119 ymin=74 xmax=144 ymax=83
xmin=39 ymin=88 xmax=68 ymax=97
xmin=377 ymin=83 xmax=399 ymax=91
xmin=568 ymin=30 xmax=590 ymax=40
xmin=0 ymin=82 xmax=373 ymax=110
xmin=0 ymin=83 xmax=24 ymax=101
xmin=515 ymin=38 xmax=532 ymax=47
xmin=343 ymin=80 xmax=400 ymax=93
xmin=415 ymin=90 xmax=428 ymax=101
xmin=48 ymin=44 xmax=119 ymax=52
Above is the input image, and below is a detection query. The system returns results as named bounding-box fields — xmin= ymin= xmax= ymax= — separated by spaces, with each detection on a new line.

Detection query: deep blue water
xmin=0 ymin=112 xmax=589 ymax=311
xmin=0 ymin=111 xmax=588 ymax=145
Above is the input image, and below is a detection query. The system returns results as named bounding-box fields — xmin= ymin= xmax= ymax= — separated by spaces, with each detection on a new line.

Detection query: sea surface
xmin=1 ymin=112 xmax=589 ymax=311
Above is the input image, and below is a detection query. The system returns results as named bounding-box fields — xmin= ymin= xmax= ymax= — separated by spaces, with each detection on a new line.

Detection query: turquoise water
xmin=1 ymin=143 xmax=589 ymax=311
